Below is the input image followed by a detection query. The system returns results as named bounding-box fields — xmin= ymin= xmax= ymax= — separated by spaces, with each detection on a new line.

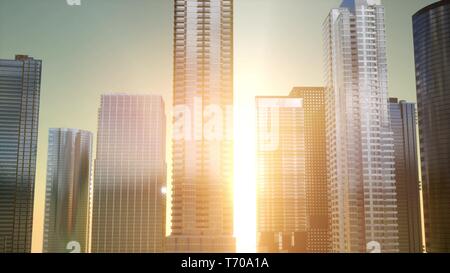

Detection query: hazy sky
xmin=0 ymin=0 xmax=435 ymax=252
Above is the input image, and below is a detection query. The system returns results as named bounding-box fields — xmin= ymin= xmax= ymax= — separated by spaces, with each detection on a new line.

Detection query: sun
xmin=234 ymin=85 xmax=258 ymax=253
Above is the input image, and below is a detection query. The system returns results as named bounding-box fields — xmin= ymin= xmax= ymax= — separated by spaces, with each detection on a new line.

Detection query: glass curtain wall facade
xmin=413 ymin=0 xmax=450 ymax=253
xmin=256 ymin=96 xmax=306 ymax=253
xmin=256 ymin=87 xmax=331 ymax=253
xmin=43 ymin=128 xmax=93 ymax=253
xmin=167 ymin=0 xmax=235 ymax=252
xmin=388 ymin=98 xmax=423 ymax=253
xmin=0 ymin=55 xmax=42 ymax=253
xmin=323 ymin=0 xmax=399 ymax=253
xmin=91 ymin=94 xmax=167 ymax=253
xmin=290 ymin=87 xmax=331 ymax=253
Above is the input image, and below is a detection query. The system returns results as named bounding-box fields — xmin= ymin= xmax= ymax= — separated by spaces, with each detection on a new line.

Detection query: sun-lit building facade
xmin=256 ymin=96 xmax=306 ymax=253
xmin=323 ymin=0 xmax=399 ymax=252
xmin=167 ymin=0 xmax=235 ymax=252
xmin=256 ymin=87 xmax=331 ymax=253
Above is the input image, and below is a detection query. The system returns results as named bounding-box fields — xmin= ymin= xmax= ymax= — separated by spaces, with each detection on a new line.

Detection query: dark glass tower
xmin=0 ymin=55 xmax=42 ymax=253
xmin=413 ymin=0 xmax=450 ymax=253
xmin=389 ymin=98 xmax=423 ymax=253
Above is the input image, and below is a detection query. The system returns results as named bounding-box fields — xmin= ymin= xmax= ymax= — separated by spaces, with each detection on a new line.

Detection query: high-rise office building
xmin=388 ymin=98 xmax=423 ymax=253
xmin=256 ymin=87 xmax=331 ymax=253
xmin=91 ymin=94 xmax=166 ymax=253
xmin=413 ymin=0 xmax=450 ymax=253
xmin=290 ymin=87 xmax=331 ymax=253
xmin=256 ymin=96 xmax=306 ymax=253
xmin=167 ymin=0 xmax=235 ymax=252
xmin=43 ymin=128 xmax=93 ymax=253
xmin=323 ymin=0 xmax=399 ymax=252
xmin=0 ymin=55 xmax=42 ymax=253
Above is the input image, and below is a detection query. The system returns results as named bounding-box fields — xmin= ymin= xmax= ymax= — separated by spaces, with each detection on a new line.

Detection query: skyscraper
xmin=256 ymin=96 xmax=306 ymax=253
xmin=323 ymin=0 xmax=399 ymax=253
xmin=290 ymin=87 xmax=331 ymax=253
xmin=167 ymin=0 xmax=235 ymax=252
xmin=256 ymin=87 xmax=330 ymax=253
xmin=388 ymin=98 xmax=423 ymax=253
xmin=413 ymin=0 xmax=450 ymax=253
xmin=0 ymin=55 xmax=42 ymax=253
xmin=43 ymin=128 xmax=93 ymax=253
xmin=91 ymin=94 xmax=166 ymax=253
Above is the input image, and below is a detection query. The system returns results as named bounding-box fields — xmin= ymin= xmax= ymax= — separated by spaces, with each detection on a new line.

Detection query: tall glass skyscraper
xmin=91 ymin=94 xmax=166 ymax=253
xmin=0 ymin=55 xmax=42 ymax=253
xmin=256 ymin=96 xmax=306 ymax=253
xmin=389 ymin=98 xmax=423 ymax=253
xmin=323 ymin=0 xmax=399 ymax=252
xmin=43 ymin=128 xmax=93 ymax=253
xmin=167 ymin=0 xmax=235 ymax=252
xmin=290 ymin=87 xmax=331 ymax=253
xmin=413 ymin=0 xmax=450 ymax=253
xmin=256 ymin=87 xmax=331 ymax=253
